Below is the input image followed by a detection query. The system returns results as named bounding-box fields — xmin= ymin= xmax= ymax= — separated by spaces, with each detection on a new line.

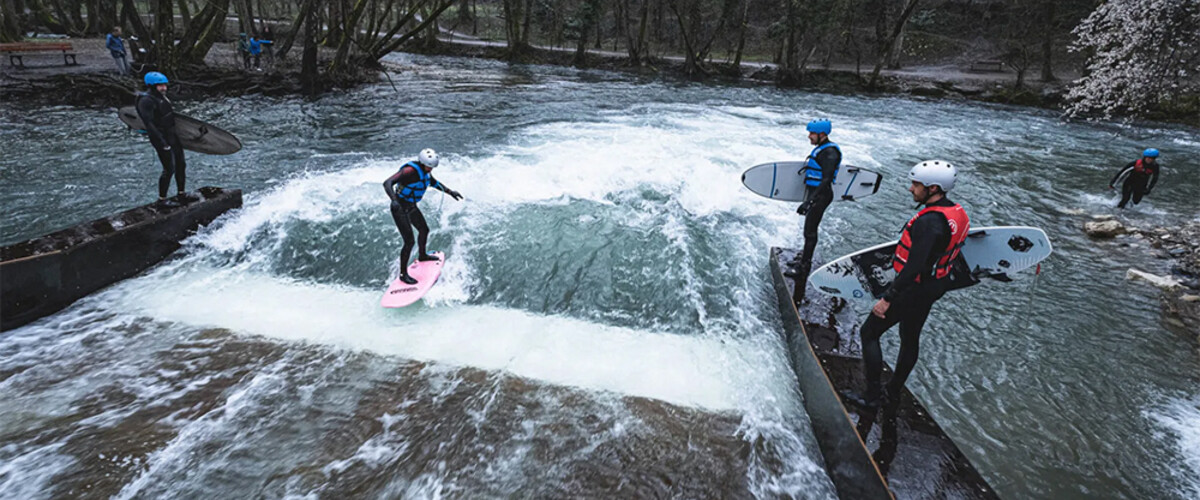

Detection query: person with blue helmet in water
xmin=383 ymin=149 xmax=464 ymax=284
xmin=135 ymin=71 xmax=191 ymax=206
xmin=1109 ymin=148 xmax=1162 ymax=209
xmin=785 ymin=118 xmax=842 ymax=300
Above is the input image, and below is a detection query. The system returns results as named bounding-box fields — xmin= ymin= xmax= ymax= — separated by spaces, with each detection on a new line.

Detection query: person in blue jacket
xmin=383 ymin=149 xmax=464 ymax=284
xmin=248 ymin=36 xmax=263 ymax=70
xmin=106 ymin=27 xmax=129 ymax=75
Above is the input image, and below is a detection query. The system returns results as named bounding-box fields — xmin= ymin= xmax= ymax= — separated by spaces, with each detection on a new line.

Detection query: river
xmin=1 ymin=53 xmax=1197 ymax=499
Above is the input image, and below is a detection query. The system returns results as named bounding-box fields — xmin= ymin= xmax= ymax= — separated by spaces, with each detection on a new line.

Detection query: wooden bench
xmin=0 ymin=42 xmax=78 ymax=68
xmin=969 ymin=59 xmax=1004 ymax=72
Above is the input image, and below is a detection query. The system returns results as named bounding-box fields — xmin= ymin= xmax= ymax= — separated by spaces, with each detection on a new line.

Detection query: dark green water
xmin=0 ymin=53 xmax=1197 ymax=499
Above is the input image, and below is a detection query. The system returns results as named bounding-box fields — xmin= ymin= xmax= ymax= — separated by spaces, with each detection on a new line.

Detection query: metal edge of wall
xmin=768 ymin=247 xmax=894 ymax=500
xmin=1 ymin=187 xmax=242 ymax=331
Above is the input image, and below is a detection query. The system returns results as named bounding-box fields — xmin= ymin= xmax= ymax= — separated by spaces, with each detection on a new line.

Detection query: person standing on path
xmin=106 ymin=27 xmax=129 ymax=75
xmin=1109 ymin=148 xmax=1162 ymax=209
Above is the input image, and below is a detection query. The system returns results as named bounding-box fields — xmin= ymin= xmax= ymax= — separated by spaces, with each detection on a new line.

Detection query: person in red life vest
xmin=1109 ymin=148 xmax=1161 ymax=209
xmin=842 ymin=160 xmax=970 ymax=412
xmin=382 ymin=149 xmax=463 ymax=284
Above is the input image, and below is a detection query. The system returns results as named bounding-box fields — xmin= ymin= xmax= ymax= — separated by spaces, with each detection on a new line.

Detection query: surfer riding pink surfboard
xmin=381 ymin=148 xmax=464 ymax=307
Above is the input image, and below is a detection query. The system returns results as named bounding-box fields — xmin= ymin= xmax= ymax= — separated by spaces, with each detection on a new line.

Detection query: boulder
xmin=1126 ymin=269 xmax=1183 ymax=291
xmin=1085 ymin=220 xmax=1125 ymax=238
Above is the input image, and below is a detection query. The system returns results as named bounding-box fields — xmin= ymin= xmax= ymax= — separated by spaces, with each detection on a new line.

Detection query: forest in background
xmin=1 ymin=0 xmax=1197 ymax=120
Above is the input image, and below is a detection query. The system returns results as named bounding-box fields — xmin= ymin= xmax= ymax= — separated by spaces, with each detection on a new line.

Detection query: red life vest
xmin=892 ymin=203 xmax=970 ymax=282
xmin=1132 ymin=159 xmax=1151 ymax=175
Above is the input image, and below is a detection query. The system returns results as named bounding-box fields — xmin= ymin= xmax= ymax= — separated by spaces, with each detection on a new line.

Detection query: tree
xmin=1065 ymin=0 xmax=1200 ymax=119
xmin=867 ymin=0 xmax=919 ymax=88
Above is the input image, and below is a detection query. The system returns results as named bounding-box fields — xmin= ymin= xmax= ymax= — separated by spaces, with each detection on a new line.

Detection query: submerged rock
xmin=1126 ymin=269 xmax=1183 ymax=291
xmin=1084 ymin=220 xmax=1125 ymax=238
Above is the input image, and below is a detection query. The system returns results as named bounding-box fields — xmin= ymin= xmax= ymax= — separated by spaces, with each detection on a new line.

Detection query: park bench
xmin=0 ymin=42 xmax=78 ymax=68
xmin=969 ymin=59 xmax=1004 ymax=72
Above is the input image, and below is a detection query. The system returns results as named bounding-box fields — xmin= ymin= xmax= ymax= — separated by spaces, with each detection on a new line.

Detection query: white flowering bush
xmin=1065 ymin=0 xmax=1200 ymax=119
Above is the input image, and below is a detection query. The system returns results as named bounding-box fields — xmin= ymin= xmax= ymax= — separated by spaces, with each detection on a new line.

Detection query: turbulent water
xmin=1 ymin=53 xmax=1198 ymax=499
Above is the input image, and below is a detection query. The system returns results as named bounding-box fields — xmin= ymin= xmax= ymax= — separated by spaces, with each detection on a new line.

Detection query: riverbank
xmin=1086 ymin=217 xmax=1200 ymax=337
xmin=403 ymin=37 xmax=1078 ymax=113
xmin=5 ymin=35 xmax=1197 ymax=125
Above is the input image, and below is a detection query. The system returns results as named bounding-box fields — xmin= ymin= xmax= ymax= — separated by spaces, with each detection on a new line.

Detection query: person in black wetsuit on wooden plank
xmin=842 ymin=160 xmax=970 ymax=413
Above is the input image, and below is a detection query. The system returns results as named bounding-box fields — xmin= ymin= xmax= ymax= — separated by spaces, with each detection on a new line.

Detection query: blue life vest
xmin=396 ymin=162 xmax=434 ymax=203
xmin=803 ymin=141 xmax=840 ymax=187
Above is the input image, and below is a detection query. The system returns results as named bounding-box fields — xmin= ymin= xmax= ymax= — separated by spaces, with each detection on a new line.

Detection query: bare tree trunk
xmin=574 ymin=0 xmax=601 ymax=66
xmin=176 ymin=0 xmax=191 ymax=27
xmin=731 ymin=0 xmax=747 ymax=68
xmin=1039 ymin=0 xmax=1055 ymax=81
xmin=1 ymin=0 xmax=24 ymax=41
xmin=275 ymin=0 xmax=315 ymax=59
xmin=868 ymin=0 xmax=919 ymax=88
xmin=886 ymin=23 xmax=904 ymax=69
xmin=154 ymin=0 xmax=177 ymax=72
xmin=178 ymin=0 xmax=230 ymax=63
xmin=301 ymin=0 xmax=318 ymax=95
xmin=120 ymin=0 xmax=152 ymax=43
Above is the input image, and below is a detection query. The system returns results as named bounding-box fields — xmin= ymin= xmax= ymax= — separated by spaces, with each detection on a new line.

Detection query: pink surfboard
xmin=380 ymin=252 xmax=445 ymax=308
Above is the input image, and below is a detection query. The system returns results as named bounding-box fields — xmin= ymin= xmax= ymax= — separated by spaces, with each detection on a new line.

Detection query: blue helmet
xmin=1143 ymin=148 xmax=1159 ymax=158
xmin=144 ymin=72 xmax=168 ymax=86
xmin=806 ymin=119 xmax=832 ymax=135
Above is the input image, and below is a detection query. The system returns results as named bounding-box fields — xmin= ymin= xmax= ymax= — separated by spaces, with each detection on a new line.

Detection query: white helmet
xmin=909 ymin=160 xmax=957 ymax=193
xmin=417 ymin=148 xmax=439 ymax=168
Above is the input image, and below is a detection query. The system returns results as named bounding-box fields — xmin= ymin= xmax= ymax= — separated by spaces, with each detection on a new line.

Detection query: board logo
xmin=853 ymin=290 xmax=863 ymax=298
xmin=390 ymin=287 xmax=418 ymax=294
xmin=947 ymin=219 xmax=959 ymax=235
xmin=1008 ymin=235 xmax=1034 ymax=253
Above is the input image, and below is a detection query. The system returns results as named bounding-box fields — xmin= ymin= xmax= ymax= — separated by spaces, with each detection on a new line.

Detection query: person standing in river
xmin=1109 ymin=148 xmax=1161 ymax=209
xmin=135 ymin=72 xmax=191 ymax=207
xmin=842 ymin=160 xmax=969 ymax=413
xmin=785 ymin=119 xmax=842 ymax=302
xmin=383 ymin=149 xmax=464 ymax=284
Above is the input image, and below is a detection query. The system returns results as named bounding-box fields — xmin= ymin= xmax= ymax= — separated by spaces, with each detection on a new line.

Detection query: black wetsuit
xmin=135 ymin=90 xmax=186 ymax=198
xmin=1110 ymin=160 xmax=1160 ymax=209
xmin=860 ymin=197 xmax=956 ymax=404
xmin=383 ymin=165 xmax=451 ymax=276
xmin=790 ymin=139 xmax=841 ymax=276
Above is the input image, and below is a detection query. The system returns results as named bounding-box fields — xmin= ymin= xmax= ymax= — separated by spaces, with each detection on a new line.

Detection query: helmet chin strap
xmin=915 ymin=184 xmax=938 ymax=208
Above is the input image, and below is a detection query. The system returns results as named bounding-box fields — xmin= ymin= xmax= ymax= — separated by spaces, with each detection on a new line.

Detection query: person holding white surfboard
xmin=784 ymin=119 xmax=842 ymax=288
xmin=382 ymin=149 xmax=463 ymax=285
xmin=1109 ymin=148 xmax=1161 ymax=209
xmin=842 ymin=160 xmax=970 ymax=413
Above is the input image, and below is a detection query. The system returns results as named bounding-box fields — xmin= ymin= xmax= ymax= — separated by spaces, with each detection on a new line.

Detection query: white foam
xmin=1149 ymin=395 xmax=1200 ymax=498
xmin=110 ymin=266 xmax=781 ymax=411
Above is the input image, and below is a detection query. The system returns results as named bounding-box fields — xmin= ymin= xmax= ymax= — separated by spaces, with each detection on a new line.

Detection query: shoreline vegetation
xmin=1 ymin=0 xmax=1196 ymax=125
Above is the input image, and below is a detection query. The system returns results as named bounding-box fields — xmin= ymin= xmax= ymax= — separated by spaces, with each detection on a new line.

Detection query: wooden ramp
xmin=770 ymin=247 xmax=999 ymax=499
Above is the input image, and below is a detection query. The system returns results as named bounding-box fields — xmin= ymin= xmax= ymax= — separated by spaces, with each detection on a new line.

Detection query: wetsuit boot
xmin=417 ymin=253 xmax=439 ymax=262
xmin=398 ymin=273 xmax=417 ymax=285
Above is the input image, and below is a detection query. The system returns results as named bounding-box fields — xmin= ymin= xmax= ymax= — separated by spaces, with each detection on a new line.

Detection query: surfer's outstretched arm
xmin=1109 ymin=162 xmax=1135 ymax=188
xmin=429 ymin=176 xmax=463 ymax=200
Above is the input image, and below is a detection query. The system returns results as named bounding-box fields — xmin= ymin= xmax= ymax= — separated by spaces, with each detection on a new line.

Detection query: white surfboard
xmin=808 ymin=226 xmax=1053 ymax=302
xmin=741 ymin=162 xmax=883 ymax=202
